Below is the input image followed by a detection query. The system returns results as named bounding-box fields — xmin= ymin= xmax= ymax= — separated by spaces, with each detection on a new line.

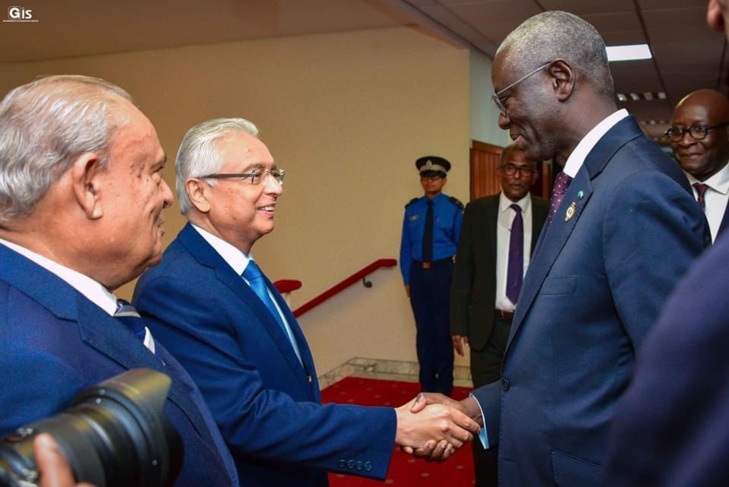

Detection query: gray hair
xmin=0 ymin=75 xmax=133 ymax=223
xmin=175 ymin=118 xmax=259 ymax=215
xmin=497 ymin=11 xmax=615 ymax=99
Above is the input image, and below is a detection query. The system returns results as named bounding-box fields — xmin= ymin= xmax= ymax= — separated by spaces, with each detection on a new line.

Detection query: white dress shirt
xmin=686 ymin=162 xmax=729 ymax=242
xmin=495 ymin=192 xmax=534 ymax=311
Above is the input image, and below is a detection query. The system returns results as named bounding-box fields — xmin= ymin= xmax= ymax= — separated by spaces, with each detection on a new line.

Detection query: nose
xmin=264 ymin=173 xmax=283 ymax=196
xmin=161 ymin=178 xmax=174 ymax=209
xmin=498 ymin=111 xmax=511 ymax=130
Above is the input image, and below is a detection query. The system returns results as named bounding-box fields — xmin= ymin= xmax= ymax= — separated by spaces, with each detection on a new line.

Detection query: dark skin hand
xmin=401 ymin=393 xmax=484 ymax=461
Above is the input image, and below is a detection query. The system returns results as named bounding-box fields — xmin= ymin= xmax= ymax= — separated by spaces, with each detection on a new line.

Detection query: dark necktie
xmin=243 ymin=260 xmax=301 ymax=361
xmin=548 ymin=172 xmax=573 ymax=223
xmin=115 ymin=299 xmax=146 ymax=342
xmin=422 ymin=199 xmax=434 ymax=262
xmin=693 ymin=183 xmax=709 ymax=212
xmin=506 ymin=204 xmax=524 ymax=304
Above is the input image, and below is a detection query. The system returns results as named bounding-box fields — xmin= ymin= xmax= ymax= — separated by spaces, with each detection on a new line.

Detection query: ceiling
xmin=1 ymin=0 xmax=727 ymax=142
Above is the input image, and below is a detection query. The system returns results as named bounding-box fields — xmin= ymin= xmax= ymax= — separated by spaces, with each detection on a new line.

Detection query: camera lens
xmin=0 ymin=369 xmax=182 ymax=487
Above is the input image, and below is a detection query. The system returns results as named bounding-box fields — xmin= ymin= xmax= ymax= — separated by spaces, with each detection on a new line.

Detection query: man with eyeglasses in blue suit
xmin=134 ymin=118 xmax=479 ymax=487
xmin=407 ymin=11 xmax=709 ymax=485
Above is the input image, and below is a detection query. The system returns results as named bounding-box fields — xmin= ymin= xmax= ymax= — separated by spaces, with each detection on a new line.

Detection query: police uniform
xmin=399 ymin=156 xmax=463 ymax=396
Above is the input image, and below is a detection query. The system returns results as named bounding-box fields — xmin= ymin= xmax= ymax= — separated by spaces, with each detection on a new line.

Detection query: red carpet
xmin=321 ymin=377 xmax=475 ymax=486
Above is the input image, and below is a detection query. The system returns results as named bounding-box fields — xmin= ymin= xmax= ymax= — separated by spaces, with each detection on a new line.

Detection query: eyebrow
xmin=238 ymin=162 xmax=278 ymax=172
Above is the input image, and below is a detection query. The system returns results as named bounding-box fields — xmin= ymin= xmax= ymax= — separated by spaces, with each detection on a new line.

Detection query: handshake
xmin=394 ymin=393 xmax=483 ymax=462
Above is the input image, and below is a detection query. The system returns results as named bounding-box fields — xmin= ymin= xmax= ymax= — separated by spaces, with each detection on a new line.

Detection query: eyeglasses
xmin=200 ymin=169 xmax=285 ymax=185
xmin=491 ymin=62 xmax=551 ymax=116
xmin=500 ymin=164 xmax=537 ymax=176
xmin=664 ymin=122 xmax=729 ymax=142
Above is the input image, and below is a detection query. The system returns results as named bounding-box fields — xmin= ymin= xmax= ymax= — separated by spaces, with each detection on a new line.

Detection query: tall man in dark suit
xmin=400 ymin=156 xmax=463 ymax=396
xmin=409 ymin=11 xmax=709 ymax=484
xmin=667 ymin=88 xmax=729 ymax=242
xmin=601 ymin=3 xmax=729 ymax=485
xmin=0 ymin=75 xmax=239 ymax=487
xmin=450 ymin=144 xmax=547 ymax=486
xmin=134 ymin=118 xmax=479 ymax=487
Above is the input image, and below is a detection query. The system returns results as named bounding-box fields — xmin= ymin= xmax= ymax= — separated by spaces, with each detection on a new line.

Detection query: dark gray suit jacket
xmin=450 ymin=193 xmax=548 ymax=350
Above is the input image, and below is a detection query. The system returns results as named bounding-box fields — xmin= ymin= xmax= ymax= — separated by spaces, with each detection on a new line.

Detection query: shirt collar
xmin=0 ymin=238 xmax=118 ymax=315
xmin=499 ymin=192 xmax=531 ymax=213
xmin=192 ymin=224 xmax=252 ymax=275
xmin=562 ymin=109 xmax=629 ymax=178
xmin=685 ymin=162 xmax=729 ymax=195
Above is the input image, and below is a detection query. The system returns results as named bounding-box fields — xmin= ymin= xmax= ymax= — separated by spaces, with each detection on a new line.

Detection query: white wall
xmin=0 ymin=26 xmax=473 ymax=375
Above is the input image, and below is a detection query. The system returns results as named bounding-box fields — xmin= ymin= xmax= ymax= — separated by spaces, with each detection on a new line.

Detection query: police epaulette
xmin=405 ymin=197 xmax=419 ymax=208
xmin=448 ymin=196 xmax=464 ymax=208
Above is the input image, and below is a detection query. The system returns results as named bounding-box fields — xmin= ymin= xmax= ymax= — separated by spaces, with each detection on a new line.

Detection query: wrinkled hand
xmin=452 ymin=335 xmax=468 ymax=356
xmin=35 ymin=434 xmax=96 ymax=487
xmin=394 ymin=396 xmax=479 ymax=462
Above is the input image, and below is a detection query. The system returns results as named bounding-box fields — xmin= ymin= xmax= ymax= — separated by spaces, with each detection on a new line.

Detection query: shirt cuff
xmin=469 ymin=392 xmax=489 ymax=449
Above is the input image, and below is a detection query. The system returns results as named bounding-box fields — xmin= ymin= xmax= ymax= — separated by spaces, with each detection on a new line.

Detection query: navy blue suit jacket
xmin=470 ymin=116 xmax=710 ymax=486
xmin=0 ymin=244 xmax=238 ymax=487
xmin=134 ymin=224 xmax=396 ymax=487
xmin=602 ymin=234 xmax=729 ymax=486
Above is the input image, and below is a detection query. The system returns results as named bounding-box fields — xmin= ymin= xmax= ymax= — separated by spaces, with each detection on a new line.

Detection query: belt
xmin=413 ymin=257 xmax=454 ymax=269
xmin=496 ymin=309 xmax=515 ymax=323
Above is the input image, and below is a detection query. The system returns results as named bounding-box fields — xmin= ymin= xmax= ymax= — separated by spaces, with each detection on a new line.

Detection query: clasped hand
xmin=394 ymin=393 xmax=481 ymax=462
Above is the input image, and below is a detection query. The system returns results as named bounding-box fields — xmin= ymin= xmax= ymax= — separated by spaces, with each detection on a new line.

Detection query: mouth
xmin=257 ymin=204 xmax=276 ymax=215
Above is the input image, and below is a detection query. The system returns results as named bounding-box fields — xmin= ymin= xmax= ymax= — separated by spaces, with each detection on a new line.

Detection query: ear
xmin=186 ymin=178 xmax=211 ymax=213
xmin=547 ymin=60 xmax=575 ymax=102
xmin=71 ymin=153 xmax=105 ymax=220
xmin=708 ymin=0 xmax=726 ymax=33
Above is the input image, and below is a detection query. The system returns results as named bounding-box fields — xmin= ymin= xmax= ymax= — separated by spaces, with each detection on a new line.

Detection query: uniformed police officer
xmin=399 ymin=156 xmax=463 ymax=397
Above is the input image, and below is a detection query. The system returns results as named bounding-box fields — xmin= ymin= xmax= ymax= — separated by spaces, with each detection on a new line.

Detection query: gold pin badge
xmin=565 ymin=202 xmax=576 ymax=222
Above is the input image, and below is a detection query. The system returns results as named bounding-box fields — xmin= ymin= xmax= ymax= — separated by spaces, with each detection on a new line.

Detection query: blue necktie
xmin=115 ymin=299 xmax=147 ymax=341
xmin=506 ymin=204 xmax=523 ymax=304
xmin=243 ymin=260 xmax=301 ymax=361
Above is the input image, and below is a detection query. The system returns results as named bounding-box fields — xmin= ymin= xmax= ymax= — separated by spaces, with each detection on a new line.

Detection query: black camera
xmin=0 ymin=369 xmax=182 ymax=487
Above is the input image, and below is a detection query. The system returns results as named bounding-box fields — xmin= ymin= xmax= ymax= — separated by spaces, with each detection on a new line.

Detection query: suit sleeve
xmin=450 ymin=203 xmax=475 ymax=336
xmin=400 ymin=209 xmax=412 ymax=285
xmin=603 ymin=170 xmax=707 ymax=351
xmin=135 ymin=272 xmax=396 ymax=479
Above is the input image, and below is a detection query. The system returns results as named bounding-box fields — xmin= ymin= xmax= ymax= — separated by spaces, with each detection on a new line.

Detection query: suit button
xmin=337 ymin=460 xmax=346 ymax=468
xmin=347 ymin=460 xmax=355 ymax=469
xmin=502 ymin=378 xmax=510 ymax=391
xmin=364 ymin=462 xmax=372 ymax=472
xmin=355 ymin=461 xmax=363 ymax=471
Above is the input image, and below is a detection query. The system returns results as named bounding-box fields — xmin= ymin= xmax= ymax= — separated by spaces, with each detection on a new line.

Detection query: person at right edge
xmin=450 ymin=144 xmax=547 ymax=486
xmin=666 ymin=88 xmax=729 ymax=242
xmin=408 ymin=10 xmax=709 ymax=486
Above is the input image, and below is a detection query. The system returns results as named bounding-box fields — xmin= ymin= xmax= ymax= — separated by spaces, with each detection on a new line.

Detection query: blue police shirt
xmin=399 ymin=192 xmax=463 ymax=285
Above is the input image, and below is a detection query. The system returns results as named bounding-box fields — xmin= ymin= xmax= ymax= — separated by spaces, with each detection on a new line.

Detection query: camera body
xmin=0 ymin=369 xmax=182 ymax=487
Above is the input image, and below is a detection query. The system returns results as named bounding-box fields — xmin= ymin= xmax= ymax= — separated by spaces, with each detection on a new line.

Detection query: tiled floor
xmin=318 ymin=357 xmax=473 ymax=390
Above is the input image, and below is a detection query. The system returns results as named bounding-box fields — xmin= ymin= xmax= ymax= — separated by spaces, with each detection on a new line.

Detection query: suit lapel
xmin=178 ymin=225 xmax=315 ymax=390
xmin=508 ymin=116 xmax=643 ymax=347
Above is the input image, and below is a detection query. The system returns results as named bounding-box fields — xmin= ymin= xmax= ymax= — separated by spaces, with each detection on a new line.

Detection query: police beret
xmin=415 ymin=156 xmax=451 ymax=177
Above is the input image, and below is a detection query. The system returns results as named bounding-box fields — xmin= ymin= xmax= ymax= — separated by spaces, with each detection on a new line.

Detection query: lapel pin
xmin=577 ymin=190 xmax=584 ymax=199
xmin=565 ymin=202 xmax=576 ymax=222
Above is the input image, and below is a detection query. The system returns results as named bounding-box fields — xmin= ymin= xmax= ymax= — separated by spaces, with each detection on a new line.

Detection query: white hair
xmin=0 ymin=75 xmax=132 ymax=223
xmin=175 ymin=118 xmax=259 ymax=215
xmin=497 ymin=11 xmax=615 ymax=99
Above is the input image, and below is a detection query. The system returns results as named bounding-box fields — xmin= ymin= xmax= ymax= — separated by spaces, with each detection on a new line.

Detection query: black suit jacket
xmin=450 ymin=193 xmax=548 ymax=350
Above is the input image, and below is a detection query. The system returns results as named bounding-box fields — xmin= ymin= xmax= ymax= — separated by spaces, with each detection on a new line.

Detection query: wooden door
xmin=470 ymin=140 xmax=552 ymax=201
